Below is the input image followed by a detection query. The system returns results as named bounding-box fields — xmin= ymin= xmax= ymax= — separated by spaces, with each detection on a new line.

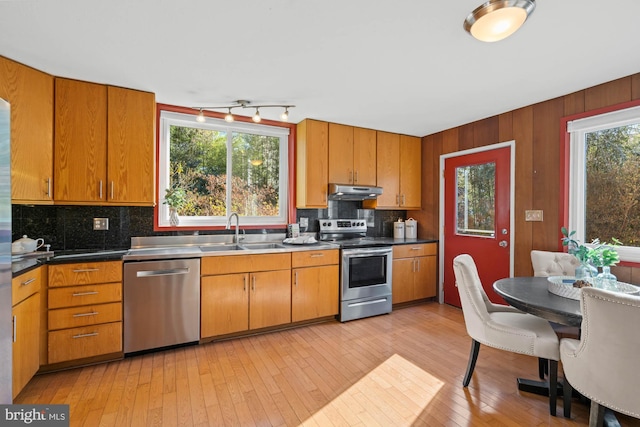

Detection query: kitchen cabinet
xmin=373 ymin=132 xmax=421 ymax=209
xmin=328 ymin=124 xmax=376 ymax=186
xmin=54 ymin=78 xmax=155 ymax=205
xmin=291 ymin=249 xmax=339 ymax=322
xmin=12 ymin=267 xmax=42 ymax=399
xmin=47 ymin=261 xmax=123 ymax=365
xmin=392 ymin=243 xmax=437 ymax=304
xmin=296 ymin=119 xmax=329 ymax=208
xmin=201 ymin=253 xmax=292 ymax=338
xmin=0 ymin=57 xmax=54 ymax=204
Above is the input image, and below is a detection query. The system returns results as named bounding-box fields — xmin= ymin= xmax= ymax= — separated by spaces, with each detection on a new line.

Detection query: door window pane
xmin=456 ymin=162 xmax=496 ymax=237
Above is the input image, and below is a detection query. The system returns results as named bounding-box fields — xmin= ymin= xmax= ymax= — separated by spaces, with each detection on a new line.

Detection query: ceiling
xmin=1 ymin=0 xmax=639 ymax=137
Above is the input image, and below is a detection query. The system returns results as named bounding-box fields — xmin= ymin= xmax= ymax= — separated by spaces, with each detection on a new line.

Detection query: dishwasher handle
xmin=136 ymin=267 xmax=191 ymax=278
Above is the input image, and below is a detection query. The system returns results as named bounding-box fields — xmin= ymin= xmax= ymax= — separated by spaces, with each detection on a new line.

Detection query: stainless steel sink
xmin=199 ymin=244 xmax=245 ymax=252
xmin=239 ymin=242 xmax=286 ymax=250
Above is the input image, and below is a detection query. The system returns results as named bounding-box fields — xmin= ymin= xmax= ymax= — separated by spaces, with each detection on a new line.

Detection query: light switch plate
xmin=93 ymin=218 xmax=109 ymax=230
xmin=525 ymin=210 xmax=543 ymax=222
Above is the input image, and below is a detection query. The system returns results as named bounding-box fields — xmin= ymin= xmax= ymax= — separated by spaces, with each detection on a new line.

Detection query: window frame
xmin=562 ymin=100 xmax=640 ymax=265
xmin=154 ymin=104 xmax=296 ymax=231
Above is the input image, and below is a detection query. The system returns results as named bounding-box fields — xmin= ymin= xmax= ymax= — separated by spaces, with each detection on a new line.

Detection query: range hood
xmin=328 ymin=183 xmax=383 ymax=201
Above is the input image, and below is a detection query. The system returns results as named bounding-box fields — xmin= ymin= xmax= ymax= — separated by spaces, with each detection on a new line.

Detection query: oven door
xmin=341 ymin=246 xmax=392 ymax=301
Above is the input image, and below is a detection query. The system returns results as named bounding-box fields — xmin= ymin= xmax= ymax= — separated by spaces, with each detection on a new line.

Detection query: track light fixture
xmin=464 ymin=0 xmax=536 ymax=42
xmin=192 ymin=100 xmax=295 ymax=123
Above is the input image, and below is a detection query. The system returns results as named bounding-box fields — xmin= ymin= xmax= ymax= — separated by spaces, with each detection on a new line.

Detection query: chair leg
xmin=548 ymin=359 xmax=558 ymax=416
xmin=463 ymin=339 xmax=481 ymax=387
xmin=563 ymin=374 xmax=572 ymax=418
xmin=538 ymin=357 xmax=548 ymax=379
xmin=588 ymin=400 xmax=605 ymax=427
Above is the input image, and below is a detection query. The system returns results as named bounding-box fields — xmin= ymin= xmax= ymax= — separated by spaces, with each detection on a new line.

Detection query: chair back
xmin=561 ymin=287 xmax=640 ymax=419
xmin=531 ymin=250 xmax=580 ymax=277
xmin=453 ymin=254 xmax=492 ymax=341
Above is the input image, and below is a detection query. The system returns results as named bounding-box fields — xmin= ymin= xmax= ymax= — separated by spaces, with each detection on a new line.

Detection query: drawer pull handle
xmin=72 ymin=268 xmax=100 ymax=273
xmin=72 ymin=332 xmax=98 ymax=339
xmin=21 ymin=278 xmax=36 ymax=286
xmin=310 ymin=253 xmax=324 ymax=258
xmin=13 ymin=316 xmax=16 ymax=343
xmin=73 ymin=311 xmax=99 ymax=318
xmin=410 ymin=247 xmax=421 ymax=250
xmin=72 ymin=291 xmax=99 ymax=297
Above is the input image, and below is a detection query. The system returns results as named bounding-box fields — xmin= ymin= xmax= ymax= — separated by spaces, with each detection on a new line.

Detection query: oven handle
xmin=341 ymin=247 xmax=392 ymax=257
xmin=347 ymin=298 xmax=388 ymax=308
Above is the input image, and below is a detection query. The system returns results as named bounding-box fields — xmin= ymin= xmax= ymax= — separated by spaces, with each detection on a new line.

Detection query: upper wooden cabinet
xmin=328 ymin=124 xmax=376 ymax=186
xmin=0 ymin=57 xmax=54 ymax=204
xmin=54 ymin=78 xmax=155 ymax=205
xmin=296 ymin=119 xmax=329 ymax=208
xmin=374 ymin=132 xmax=421 ymax=209
xmin=107 ymin=86 xmax=155 ymax=204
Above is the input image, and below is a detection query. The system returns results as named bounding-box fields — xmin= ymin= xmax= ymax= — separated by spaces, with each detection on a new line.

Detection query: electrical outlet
xmin=525 ymin=210 xmax=543 ymax=222
xmin=299 ymin=217 xmax=309 ymax=228
xmin=93 ymin=218 xmax=109 ymax=230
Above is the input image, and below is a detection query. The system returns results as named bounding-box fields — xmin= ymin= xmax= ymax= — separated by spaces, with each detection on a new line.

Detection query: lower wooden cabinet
xmin=291 ymin=249 xmax=339 ymax=322
xmin=200 ymin=253 xmax=292 ymax=339
xmin=12 ymin=267 xmax=43 ymax=399
xmin=47 ymin=261 xmax=123 ymax=365
xmin=12 ymin=293 xmax=40 ymax=399
xmin=392 ymin=243 xmax=437 ymax=304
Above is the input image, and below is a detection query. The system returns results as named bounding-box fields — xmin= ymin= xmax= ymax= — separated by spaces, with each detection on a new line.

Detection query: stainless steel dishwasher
xmin=123 ymin=258 xmax=200 ymax=354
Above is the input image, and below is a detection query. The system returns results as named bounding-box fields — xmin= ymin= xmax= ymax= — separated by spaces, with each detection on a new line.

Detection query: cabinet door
xmin=399 ymin=135 xmax=421 ymax=209
xmin=0 ymin=57 xmax=54 ymax=203
xmin=54 ymin=78 xmax=107 ymax=203
xmin=107 ymin=86 xmax=155 ymax=205
xmin=353 ymin=127 xmax=376 ymax=186
xmin=12 ymin=293 xmax=40 ymax=399
xmin=296 ymin=119 xmax=328 ymax=208
xmin=292 ymin=265 xmax=338 ymax=322
xmin=249 ymin=270 xmax=291 ymax=329
xmin=375 ymin=131 xmax=400 ymax=208
xmin=414 ymin=256 xmax=437 ymax=299
xmin=201 ymin=273 xmax=249 ymax=337
xmin=392 ymin=258 xmax=415 ymax=304
xmin=328 ymin=123 xmax=354 ymax=184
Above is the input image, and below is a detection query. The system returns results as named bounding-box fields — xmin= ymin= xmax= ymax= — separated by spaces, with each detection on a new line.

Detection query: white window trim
xmin=158 ymin=110 xmax=290 ymax=228
xmin=567 ymin=105 xmax=640 ymax=263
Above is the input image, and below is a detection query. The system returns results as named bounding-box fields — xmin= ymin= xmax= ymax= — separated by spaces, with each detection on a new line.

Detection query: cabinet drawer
xmin=49 ymin=282 xmax=122 ymax=309
xmin=292 ymin=249 xmax=339 ymax=268
xmin=48 ymin=322 xmax=122 ymax=364
xmin=393 ymin=243 xmax=436 ymax=259
xmin=48 ymin=260 xmax=122 ymax=287
xmin=49 ymin=302 xmax=122 ymax=330
xmin=202 ymin=253 xmax=291 ymax=276
xmin=12 ymin=266 xmax=43 ymax=306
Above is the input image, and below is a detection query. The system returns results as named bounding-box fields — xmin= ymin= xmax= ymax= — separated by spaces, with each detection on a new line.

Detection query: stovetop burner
xmin=319 ymin=218 xmax=392 ymax=248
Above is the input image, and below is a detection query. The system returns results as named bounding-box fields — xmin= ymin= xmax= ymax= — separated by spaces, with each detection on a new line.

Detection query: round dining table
xmin=493 ymin=276 xmax=582 ymax=327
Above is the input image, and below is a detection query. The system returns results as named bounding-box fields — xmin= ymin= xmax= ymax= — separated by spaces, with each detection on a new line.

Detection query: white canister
xmin=405 ymin=218 xmax=417 ymax=239
xmin=393 ymin=220 xmax=405 ymax=239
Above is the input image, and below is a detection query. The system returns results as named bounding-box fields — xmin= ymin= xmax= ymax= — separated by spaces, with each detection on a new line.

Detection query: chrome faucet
xmin=226 ymin=212 xmax=240 ymax=243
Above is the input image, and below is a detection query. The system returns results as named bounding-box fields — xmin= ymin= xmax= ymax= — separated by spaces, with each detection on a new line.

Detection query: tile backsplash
xmin=12 ymin=202 xmax=406 ymax=251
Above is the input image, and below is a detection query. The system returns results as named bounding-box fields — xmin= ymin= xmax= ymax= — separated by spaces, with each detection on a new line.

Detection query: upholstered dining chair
xmin=560 ymin=287 xmax=640 ymax=426
xmin=530 ymin=250 xmax=582 ymax=377
xmin=453 ymin=254 xmax=561 ymax=415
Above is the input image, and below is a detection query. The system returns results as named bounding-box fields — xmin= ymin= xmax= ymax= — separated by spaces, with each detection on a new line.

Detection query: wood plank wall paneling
xmin=512 ymin=106 xmax=534 ymax=276
xmin=420 ymin=71 xmax=640 ymax=279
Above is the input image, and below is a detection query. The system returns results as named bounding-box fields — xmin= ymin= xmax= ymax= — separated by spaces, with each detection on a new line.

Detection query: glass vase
xmin=575 ymin=261 xmax=597 ymax=279
xmin=169 ymin=207 xmax=180 ymax=226
xmin=595 ymin=266 xmax=617 ymax=290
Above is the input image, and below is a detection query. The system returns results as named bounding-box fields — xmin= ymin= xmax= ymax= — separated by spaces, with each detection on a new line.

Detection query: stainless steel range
xmin=319 ymin=219 xmax=392 ymax=322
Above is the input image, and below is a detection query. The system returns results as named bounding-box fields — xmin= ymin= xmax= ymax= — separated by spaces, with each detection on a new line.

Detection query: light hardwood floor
xmin=16 ymin=303 xmax=640 ymax=426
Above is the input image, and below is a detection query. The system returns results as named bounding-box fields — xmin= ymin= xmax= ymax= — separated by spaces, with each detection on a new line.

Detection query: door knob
xmin=499 ymin=240 xmax=508 ymax=247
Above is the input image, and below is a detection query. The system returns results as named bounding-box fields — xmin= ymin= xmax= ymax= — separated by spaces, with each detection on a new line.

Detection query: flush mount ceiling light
xmin=192 ymin=100 xmax=295 ymax=123
xmin=464 ymin=0 xmax=536 ymax=42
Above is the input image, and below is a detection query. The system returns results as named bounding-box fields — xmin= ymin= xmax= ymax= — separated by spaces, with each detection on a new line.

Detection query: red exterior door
xmin=443 ymin=145 xmax=512 ymax=307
